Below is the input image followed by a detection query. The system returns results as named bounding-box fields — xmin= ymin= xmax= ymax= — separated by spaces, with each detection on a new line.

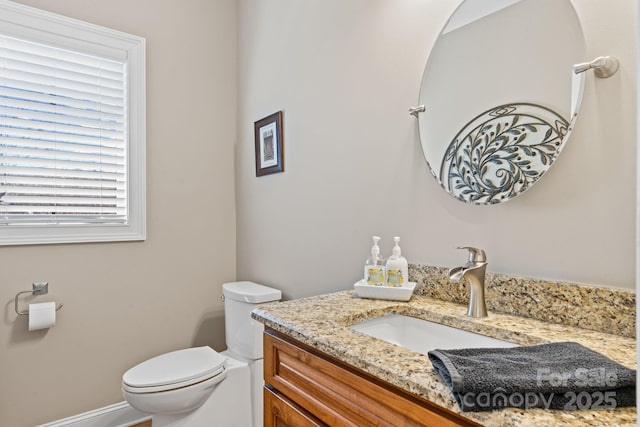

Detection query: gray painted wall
xmin=236 ymin=0 xmax=637 ymax=300
xmin=2 ymin=1 xmax=236 ymax=425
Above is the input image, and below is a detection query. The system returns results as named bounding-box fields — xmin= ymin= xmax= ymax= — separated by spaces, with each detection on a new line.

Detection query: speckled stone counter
xmin=410 ymin=265 xmax=636 ymax=338
xmin=252 ymin=291 xmax=636 ymax=426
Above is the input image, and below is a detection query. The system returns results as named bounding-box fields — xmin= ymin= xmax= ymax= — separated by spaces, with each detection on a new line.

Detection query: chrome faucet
xmin=448 ymin=246 xmax=488 ymax=318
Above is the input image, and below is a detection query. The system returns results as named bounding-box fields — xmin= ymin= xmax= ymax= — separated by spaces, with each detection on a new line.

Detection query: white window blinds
xmin=0 ymin=34 xmax=127 ymax=225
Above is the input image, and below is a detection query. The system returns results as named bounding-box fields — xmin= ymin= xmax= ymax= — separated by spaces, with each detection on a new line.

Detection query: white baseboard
xmin=38 ymin=401 xmax=150 ymax=427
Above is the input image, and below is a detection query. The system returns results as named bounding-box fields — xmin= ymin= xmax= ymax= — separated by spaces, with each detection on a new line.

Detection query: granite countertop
xmin=252 ymin=290 xmax=637 ymax=427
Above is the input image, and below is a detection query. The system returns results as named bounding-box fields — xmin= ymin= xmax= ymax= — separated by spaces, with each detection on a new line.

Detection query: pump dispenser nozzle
xmin=371 ymin=236 xmax=381 ymax=256
xmin=391 ymin=236 xmax=402 ymax=257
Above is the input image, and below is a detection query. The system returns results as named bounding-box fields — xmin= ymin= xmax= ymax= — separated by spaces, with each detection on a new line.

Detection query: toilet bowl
xmin=122 ymin=282 xmax=281 ymax=427
xmin=122 ymin=346 xmax=227 ymax=415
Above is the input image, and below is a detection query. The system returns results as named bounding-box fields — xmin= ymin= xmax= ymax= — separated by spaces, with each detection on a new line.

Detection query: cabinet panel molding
xmin=264 ymin=329 xmax=479 ymax=427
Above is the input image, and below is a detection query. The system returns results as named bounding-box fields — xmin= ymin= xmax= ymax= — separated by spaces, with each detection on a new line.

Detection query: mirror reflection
xmin=418 ymin=0 xmax=586 ymax=204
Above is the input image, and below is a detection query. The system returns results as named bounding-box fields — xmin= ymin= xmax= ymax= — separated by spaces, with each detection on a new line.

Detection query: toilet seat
xmin=122 ymin=346 xmax=226 ymax=394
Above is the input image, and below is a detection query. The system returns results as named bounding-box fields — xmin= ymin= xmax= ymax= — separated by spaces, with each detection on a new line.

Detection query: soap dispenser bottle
xmin=364 ymin=236 xmax=386 ymax=286
xmin=386 ymin=236 xmax=408 ymax=287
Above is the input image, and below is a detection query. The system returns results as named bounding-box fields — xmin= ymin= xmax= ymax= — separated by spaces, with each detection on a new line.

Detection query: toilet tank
xmin=223 ymin=281 xmax=281 ymax=360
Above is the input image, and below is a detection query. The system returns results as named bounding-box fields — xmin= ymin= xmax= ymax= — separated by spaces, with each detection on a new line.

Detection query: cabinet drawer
xmin=264 ymin=330 xmax=478 ymax=427
xmin=264 ymin=386 xmax=326 ymax=427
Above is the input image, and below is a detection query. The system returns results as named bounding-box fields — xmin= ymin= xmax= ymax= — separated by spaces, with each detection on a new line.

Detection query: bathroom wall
xmin=1 ymin=1 xmax=236 ymax=426
xmin=236 ymin=0 xmax=638 ymax=299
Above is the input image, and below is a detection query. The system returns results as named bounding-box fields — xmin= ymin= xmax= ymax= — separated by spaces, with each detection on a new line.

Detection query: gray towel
xmin=428 ymin=342 xmax=636 ymax=412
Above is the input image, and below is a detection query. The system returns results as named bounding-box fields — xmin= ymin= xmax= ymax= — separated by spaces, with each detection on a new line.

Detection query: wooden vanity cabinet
xmin=264 ymin=386 xmax=325 ymax=427
xmin=263 ymin=328 xmax=479 ymax=427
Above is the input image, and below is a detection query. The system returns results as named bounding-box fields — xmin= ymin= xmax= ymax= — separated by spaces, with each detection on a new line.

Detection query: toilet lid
xmin=123 ymin=347 xmax=226 ymax=389
xmin=222 ymin=281 xmax=281 ymax=303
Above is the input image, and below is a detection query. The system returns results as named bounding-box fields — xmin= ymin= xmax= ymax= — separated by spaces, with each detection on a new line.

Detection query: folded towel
xmin=428 ymin=342 xmax=636 ymax=412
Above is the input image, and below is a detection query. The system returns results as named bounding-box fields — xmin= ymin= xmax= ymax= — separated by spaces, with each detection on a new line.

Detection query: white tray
xmin=353 ymin=280 xmax=417 ymax=302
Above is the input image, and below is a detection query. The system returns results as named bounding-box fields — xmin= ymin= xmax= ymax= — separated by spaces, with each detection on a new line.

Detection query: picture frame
xmin=254 ymin=111 xmax=284 ymax=176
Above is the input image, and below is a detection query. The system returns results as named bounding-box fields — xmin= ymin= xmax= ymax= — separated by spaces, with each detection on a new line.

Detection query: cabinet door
xmin=264 ymin=330 xmax=479 ymax=427
xmin=264 ymin=386 xmax=326 ymax=427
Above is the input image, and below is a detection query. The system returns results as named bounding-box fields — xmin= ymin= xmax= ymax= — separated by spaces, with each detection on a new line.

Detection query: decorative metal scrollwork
xmin=441 ymin=103 xmax=569 ymax=205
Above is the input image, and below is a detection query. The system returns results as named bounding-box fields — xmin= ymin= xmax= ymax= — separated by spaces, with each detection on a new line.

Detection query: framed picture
xmin=254 ymin=111 xmax=284 ymax=176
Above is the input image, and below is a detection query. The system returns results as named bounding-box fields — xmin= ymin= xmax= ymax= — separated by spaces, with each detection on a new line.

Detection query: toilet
xmin=122 ymin=281 xmax=281 ymax=427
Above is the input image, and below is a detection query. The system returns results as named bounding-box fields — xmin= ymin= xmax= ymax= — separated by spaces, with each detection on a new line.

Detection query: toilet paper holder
xmin=14 ymin=282 xmax=63 ymax=315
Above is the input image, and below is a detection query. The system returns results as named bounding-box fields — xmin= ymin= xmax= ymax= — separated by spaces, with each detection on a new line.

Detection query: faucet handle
xmin=456 ymin=246 xmax=487 ymax=263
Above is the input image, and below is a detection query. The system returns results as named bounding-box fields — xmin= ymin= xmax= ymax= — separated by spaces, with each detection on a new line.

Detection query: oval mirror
xmin=417 ymin=0 xmax=586 ymax=204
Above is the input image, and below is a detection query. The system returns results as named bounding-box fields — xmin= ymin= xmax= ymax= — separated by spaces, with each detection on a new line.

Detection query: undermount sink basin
xmin=351 ymin=314 xmax=518 ymax=355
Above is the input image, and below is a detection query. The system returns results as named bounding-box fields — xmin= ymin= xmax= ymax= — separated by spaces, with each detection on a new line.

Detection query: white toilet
xmin=122 ymin=281 xmax=281 ymax=427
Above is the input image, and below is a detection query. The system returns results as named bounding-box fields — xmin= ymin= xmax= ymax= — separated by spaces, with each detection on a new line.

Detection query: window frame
xmin=0 ymin=0 xmax=146 ymax=245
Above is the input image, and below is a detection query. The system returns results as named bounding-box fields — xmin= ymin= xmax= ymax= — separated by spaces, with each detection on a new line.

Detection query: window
xmin=0 ymin=1 xmax=145 ymax=245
